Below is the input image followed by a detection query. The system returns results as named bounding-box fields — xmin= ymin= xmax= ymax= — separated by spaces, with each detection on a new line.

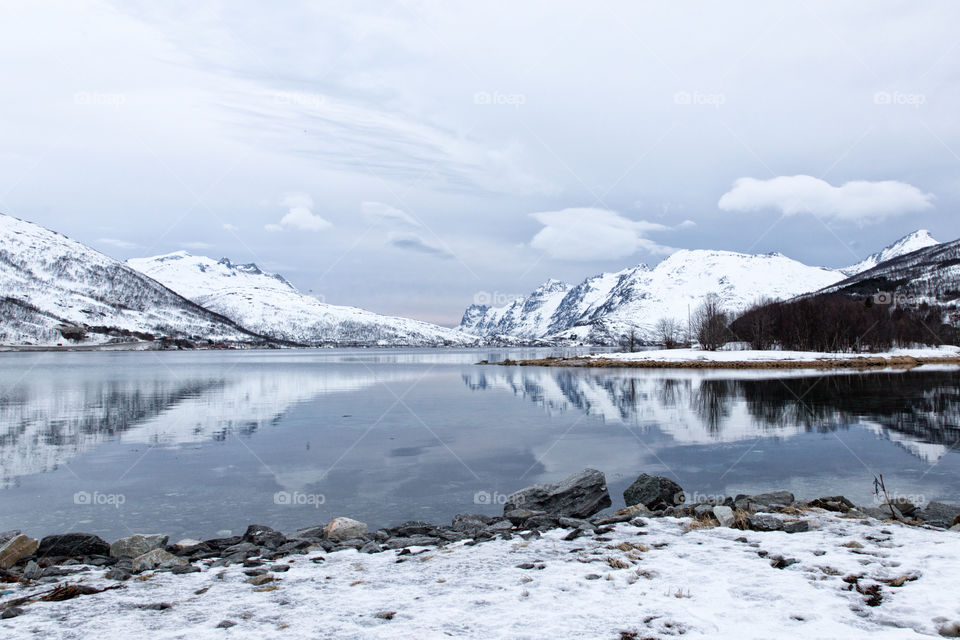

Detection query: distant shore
xmin=487 ymin=346 xmax=960 ymax=370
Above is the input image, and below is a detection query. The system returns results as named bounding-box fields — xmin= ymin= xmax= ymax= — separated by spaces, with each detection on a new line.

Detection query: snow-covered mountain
xmin=822 ymin=236 xmax=960 ymax=308
xmin=128 ymin=252 xmax=478 ymax=347
xmin=0 ymin=214 xmax=262 ymax=346
xmin=842 ymin=229 xmax=940 ymax=275
xmin=461 ymin=250 xmax=846 ymax=344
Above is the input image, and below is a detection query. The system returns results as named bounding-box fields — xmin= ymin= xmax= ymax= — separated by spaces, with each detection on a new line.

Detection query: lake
xmin=1 ymin=348 xmax=958 ymax=541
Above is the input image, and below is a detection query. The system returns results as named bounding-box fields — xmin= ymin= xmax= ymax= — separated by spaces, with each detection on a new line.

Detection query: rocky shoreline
xmin=488 ymin=354 xmax=960 ymax=370
xmin=3 ymin=469 xmax=960 ymax=635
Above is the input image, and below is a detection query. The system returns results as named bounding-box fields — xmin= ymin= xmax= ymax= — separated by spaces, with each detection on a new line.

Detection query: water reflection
xmin=463 ymin=366 xmax=960 ymax=461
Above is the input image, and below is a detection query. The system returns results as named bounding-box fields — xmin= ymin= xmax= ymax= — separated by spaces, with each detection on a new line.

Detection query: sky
xmin=1 ymin=1 xmax=958 ymax=326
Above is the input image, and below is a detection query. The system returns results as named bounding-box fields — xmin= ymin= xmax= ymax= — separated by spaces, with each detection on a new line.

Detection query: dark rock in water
xmin=747 ymin=514 xmax=784 ymax=532
xmin=37 ymin=533 xmax=110 ymax=558
xmin=276 ymin=539 xmax=312 ymax=555
xmin=436 ymin=530 xmax=469 ymax=543
xmin=451 ymin=514 xmax=493 ymax=536
xmin=0 ymin=530 xmax=21 ymax=546
xmin=223 ymin=542 xmax=259 ymax=556
xmin=623 ymin=474 xmax=684 ymax=511
xmin=807 ymin=496 xmax=855 ymax=512
xmin=784 ymin=521 xmax=810 ymax=534
xmin=916 ymin=501 xmax=960 ymax=527
xmin=558 ymin=517 xmax=596 ymax=531
xmin=216 ymin=620 xmax=236 ymax=629
xmin=747 ymin=491 xmax=794 ymax=507
xmin=243 ymin=525 xmax=286 ymax=550
xmin=1 ymin=606 xmax=24 ymax=619
xmin=504 ymin=468 xmax=612 ymax=518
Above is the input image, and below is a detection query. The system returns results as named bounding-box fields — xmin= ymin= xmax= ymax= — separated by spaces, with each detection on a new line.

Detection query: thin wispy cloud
xmin=388 ymin=231 xmax=454 ymax=259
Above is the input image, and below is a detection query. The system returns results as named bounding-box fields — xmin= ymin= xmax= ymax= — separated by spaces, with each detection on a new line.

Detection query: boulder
xmin=916 ymin=501 xmax=960 ymax=527
xmin=37 ymin=533 xmax=109 ymax=558
xmin=243 ymin=525 xmax=286 ymax=550
xmin=451 ymin=513 xmax=494 ymax=535
xmin=0 ymin=534 xmax=39 ymax=570
xmin=623 ymin=474 xmax=684 ymax=511
xmin=713 ymin=505 xmax=736 ymax=528
xmin=504 ymin=509 xmax=544 ymax=527
xmin=325 ymin=517 xmax=368 ymax=541
xmin=744 ymin=491 xmax=794 ymax=507
xmin=747 ymin=514 xmax=784 ymax=532
xmin=109 ymin=534 xmax=168 ymax=559
xmin=503 ymin=469 xmax=612 ymax=518
xmin=784 ymin=520 xmax=810 ymax=534
xmin=807 ymin=496 xmax=855 ymax=512
xmin=131 ymin=548 xmax=188 ymax=573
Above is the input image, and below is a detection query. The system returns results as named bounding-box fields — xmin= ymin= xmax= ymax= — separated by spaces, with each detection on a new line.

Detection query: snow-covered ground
xmin=3 ymin=512 xmax=960 ymax=638
xmin=586 ymin=346 xmax=960 ymax=363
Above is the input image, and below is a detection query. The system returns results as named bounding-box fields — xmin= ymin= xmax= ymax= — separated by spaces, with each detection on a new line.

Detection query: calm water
xmin=1 ymin=348 xmax=958 ymax=541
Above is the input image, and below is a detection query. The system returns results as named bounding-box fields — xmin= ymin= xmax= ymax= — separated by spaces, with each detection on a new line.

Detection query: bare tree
xmin=655 ymin=317 xmax=681 ymax=348
xmin=620 ymin=327 xmax=640 ymax=352
xmin=693 ymin=294 xmax=729 ymax=351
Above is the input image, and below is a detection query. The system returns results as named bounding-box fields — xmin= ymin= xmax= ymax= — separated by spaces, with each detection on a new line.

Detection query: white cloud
xmin=222 ymin=223 xmax=239 ymax=232
xmin=678 ymin=219 xmax=697 ymax=229
xmin=718 ymin=175 xmax=934 ymax=223
xmin=265 ymin=193 xmax=332 ymax=232
xmin=387 ymin=231 xmax=454 ymax=258
xmin=97 ymin=237 xmax=139 ymax=250
xmin=362 ymin=201 xmax=421 ymax=228
xmin=529 ymin=208 xmax=672 ymax=261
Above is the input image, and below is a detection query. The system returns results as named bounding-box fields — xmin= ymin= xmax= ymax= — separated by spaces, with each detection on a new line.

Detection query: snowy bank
xmin=499 ymin=345 xmax=960 ymax=369
xmin=2 ymin=510 xmax=960 ymax=639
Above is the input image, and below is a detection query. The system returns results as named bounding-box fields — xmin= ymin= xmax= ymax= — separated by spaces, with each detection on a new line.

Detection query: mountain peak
xmin=843 ymin=229 xmax=940 ymax=275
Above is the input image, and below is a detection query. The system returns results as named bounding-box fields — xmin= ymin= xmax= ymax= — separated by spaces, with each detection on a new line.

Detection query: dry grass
xmin=608 ymin=541 xmax=650 ymax=552
xmin=606 ymin=557 xmax=631 ymax=569
xmin=684 ymin=516 xmax=717 ymax=531
xmin=732 ymin=509 xmax=751 ymax=530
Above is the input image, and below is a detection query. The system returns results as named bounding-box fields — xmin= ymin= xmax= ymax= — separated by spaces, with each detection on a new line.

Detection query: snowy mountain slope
xmin=821 ymin=235 xmax=960 ymax=307
xmin=842 ymin=229 xmax=940 ymax=275
xmin=461 ymin=250 xmax=845 ymax=344
xmin=128 ymin=252 xmax=479 ymax=347
xmin=0 ymin=214 xmax=262 ymax=346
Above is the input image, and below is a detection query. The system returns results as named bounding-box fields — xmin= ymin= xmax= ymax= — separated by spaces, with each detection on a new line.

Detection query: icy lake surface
xmin=0 ymin=348 xmax=958 ymax=540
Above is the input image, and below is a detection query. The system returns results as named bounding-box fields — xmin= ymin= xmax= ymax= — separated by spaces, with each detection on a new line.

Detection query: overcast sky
xmin=1 ymin=1 xmax=958 ymax=325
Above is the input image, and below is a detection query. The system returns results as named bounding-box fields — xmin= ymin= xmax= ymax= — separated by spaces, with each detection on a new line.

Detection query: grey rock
xmin=481 ymin=520 xmax=514 ymax=535
xmin=360 ymin=541 xmax=381 ymax=554
xmin=784 ymin=520 xmax=810 ymax=534
xmin=523 ymin=514 xmax=561 ymax=530
xmin=0 ymin=534 xmax=39 ymax=570
xmin=693 ymin=504 xmax=715 ymax=519
xmin=131 ymin=549 xmax=188 ymax=573
xmin=558 ymin=517 xmax=596 ymax=531
xmin=216 ymin=620 xmax=236 ymax=629
xmin=747 ymin=491 xmax=795 ymax=507
xmin=246 ymin=573 xmax=274 ymax=586
xmin=0 ymin=530 xmax=20 ymax=545
xmin=223 ymin=542 xmax=259 ymax=556
xmin=325 ymin=517 xmax=368 ymax=541
xmin=748 ymin=514 xmax=784 ymax=532
xmin=22 ymin=559 xmax=42 ymax=580
xmin=243 ymin=525 xmax=286 ymax=550
xmin=294 ymin=525 xmax=327 ymax=540
xmin=392 ymin=521 xmax=436 ymax=537
xmin=436 ymin=530 xmax=469 ymax=542
xmin=713 ymin=505 xmax=735 ymax=528
xmin=270 ymin=564 xmax=291 ymax=572
xmin=170 ymin=564 xmax=200 ymax=574
xmin=950 ymin=524 xmax=960 ymax=532
xmin=623 ymin=474 xmax=684 ymax=511
xmin=1 ymin=606 xmax=24 ymax=619
xmin=504 ymin=468 xmax=612 ymax=518
xmin=807 ymin=496 xmax=856 ymax=512
xmin=110 ymin=534 xmax=168 ymax=559
xmin=504 ymin=509 xmax=544 ymax=526
xmin=917 ymin=501 xmax=960 ymax=527
xmin=36 ymin=533 xmax=109 ymax=558
xmin=451 ymin=513 xmax=493 ymax=536
xmin=383 ymin=536 xmax=440 ymax=549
